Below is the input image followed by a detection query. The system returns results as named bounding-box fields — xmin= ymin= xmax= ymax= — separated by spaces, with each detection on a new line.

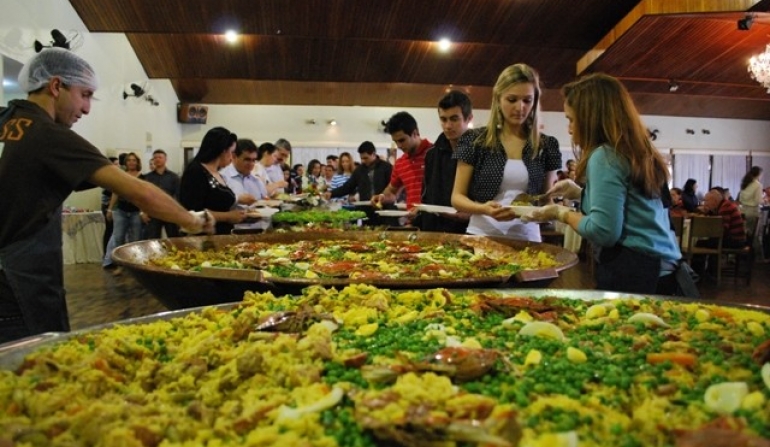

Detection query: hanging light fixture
xmin=748 ymin=44 xmax=770 ymax=92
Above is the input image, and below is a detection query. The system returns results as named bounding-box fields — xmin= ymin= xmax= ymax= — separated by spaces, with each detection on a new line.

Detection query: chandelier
xmin=748 ymin=44 xmax=770 ymax=92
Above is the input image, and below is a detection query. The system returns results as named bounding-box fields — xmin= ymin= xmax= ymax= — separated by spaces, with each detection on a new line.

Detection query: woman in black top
xmin=681 ymin=178 xmax=699 ymax=213
xmin=180 ymin=127 xmax=245 ymax=235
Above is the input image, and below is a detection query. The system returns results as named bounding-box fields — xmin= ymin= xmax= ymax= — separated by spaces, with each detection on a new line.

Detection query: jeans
xmin=103 ymin=209 xmax=142 ymax=266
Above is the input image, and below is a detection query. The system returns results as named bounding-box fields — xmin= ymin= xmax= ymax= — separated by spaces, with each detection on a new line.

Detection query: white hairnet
xmin=18 ymin=47 xmax=98 ymax=93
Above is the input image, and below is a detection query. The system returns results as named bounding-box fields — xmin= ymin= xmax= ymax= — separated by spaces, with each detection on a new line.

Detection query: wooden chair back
xmin=685 ymin=216 xmax=724 ymax=285
xmin=670 ymin=215 xmax=685 ymax=249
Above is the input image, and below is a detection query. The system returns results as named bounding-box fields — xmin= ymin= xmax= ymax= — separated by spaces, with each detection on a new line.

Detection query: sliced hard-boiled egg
xmin=741 ymin=390 xmax=766 ymax=410
xmin=461 ymin=337 xmax=482 ymax=349
xmin=694 ymin=309 xmax=710 ymax=322
xmin=585 ymin=304 xmax=607 ymax=319
xmin=276 ymin=386 xmax=344 ymax=423
xmin=502 ymin=311 xmax=534 ymax=326
xmin=704 ymin=381 xmax=748 ymax=414
xmin=524 ymin=349 xmax=542 ymax=366
xmin=445 ymin=335 xmax=463 ymax=347
xmin=533 ymin=431 xmax=578 ymax=447
xmin=355 ymin=323 xmax=379 ymax=337
xmin=628 ymin=312 xmax=670 ymax=328
xmin=518 ymin=321 xmax=565 ymax=341
xmin=746 ymin=321 xmax=765 ymax=337
xmin=566 ymin=347 xmax=587 ymax=363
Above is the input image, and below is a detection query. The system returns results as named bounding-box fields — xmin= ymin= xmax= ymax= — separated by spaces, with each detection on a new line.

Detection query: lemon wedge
xmin=518 ymin=321 xmax=565 ymax=341
xmin=628 ymin=312 xmax=670 ymax=328
xmin=762 ymin=363 xmax=770 ymax=391
xmin=704 ymin=382 xmax=748 ymax=414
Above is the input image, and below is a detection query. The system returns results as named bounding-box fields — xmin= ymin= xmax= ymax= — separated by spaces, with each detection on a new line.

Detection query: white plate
xmin=395 ymin=202 xmax=407 ymax=210
xmin=254 ymin=199 xmax=282 ymax=207
xmin=376 ymin=210 xmax=410 ymax=217
xmin=351 ymin=200 xmax=373 ymax=206
xmin=414 ymin=204 xmax=457 ymax=214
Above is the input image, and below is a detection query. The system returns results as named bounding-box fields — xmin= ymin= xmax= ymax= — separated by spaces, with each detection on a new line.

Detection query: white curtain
xmin=751 ymin=154 xmax=770 ymax=185
xmin=672 ymin=153 xmax=710 ymax=199
xmin=712 ymin=154 xmax=748 ymax=199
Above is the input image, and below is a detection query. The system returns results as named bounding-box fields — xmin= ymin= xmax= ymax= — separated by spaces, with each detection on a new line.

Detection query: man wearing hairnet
xmin=0 ymin=48 xmax=215 ymax=343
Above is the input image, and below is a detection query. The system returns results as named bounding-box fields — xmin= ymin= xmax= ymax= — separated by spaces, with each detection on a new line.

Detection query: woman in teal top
xmin=531 ymin=73 xmax=681 ymax=294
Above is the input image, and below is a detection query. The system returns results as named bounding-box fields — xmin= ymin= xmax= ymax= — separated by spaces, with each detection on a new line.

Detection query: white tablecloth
xmin=62 ymin=212 xmax=105 ymax=264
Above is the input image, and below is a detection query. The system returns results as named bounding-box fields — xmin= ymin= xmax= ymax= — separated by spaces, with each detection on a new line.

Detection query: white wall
xmin=2 ymin=0 xmax=770 ymax=210
xmin=0 ymin=0 xmax=183 ymax=210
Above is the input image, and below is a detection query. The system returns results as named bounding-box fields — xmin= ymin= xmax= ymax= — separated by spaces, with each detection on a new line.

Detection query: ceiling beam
xmin=576 ymin=0 xmax=761 ymax=74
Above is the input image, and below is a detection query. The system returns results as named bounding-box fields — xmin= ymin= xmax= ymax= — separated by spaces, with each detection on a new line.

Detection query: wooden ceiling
xmin=69 ymin=0 xmax=770 ymax=120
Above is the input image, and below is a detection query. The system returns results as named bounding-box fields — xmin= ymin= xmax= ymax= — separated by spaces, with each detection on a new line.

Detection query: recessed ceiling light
xmin=224 ymin=30 xmax=239 ymax=43
xmin=437 ymin=38 xmax=451 ymax=52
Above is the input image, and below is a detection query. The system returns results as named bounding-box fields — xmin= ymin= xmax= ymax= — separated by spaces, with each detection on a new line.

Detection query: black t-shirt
xmin=0 ymin=100 xmax=110 ymax=248
xmin=179 ymin=161 xmax=236 ymax=235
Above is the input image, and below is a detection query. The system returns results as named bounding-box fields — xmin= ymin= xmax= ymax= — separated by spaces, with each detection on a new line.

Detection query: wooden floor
xmin=63 ymin=258 xmax=770 ymax=330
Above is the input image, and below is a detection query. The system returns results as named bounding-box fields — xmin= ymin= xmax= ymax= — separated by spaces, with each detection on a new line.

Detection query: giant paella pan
xmin=111 ymin=231 xmax=578 ymax=309
xmin=1 ymin=287 xmax=768 ymax=446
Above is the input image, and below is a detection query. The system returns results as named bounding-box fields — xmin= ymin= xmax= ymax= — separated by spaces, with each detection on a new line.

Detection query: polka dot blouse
xmin=454 ymin=127 xmax=562 ymax=203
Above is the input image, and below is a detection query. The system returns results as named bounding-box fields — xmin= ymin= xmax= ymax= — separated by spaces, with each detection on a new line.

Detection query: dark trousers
xmin=595 ymin=245 xmax=662 ymax=294
xmin=101 ymin=203 xmax=113 ymax=253
xmin=143 ymin=218 xmax=179 ymax=239
xmin=0 ymin=270 xmax=32 ymax=344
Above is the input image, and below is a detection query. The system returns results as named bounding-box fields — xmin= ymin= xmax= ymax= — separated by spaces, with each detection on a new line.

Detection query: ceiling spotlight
xmin=224 ymin=30 xmax=239 ymax=43
xmin=668 ymin=80 xmax=679 ymax=93
xmin=123 ymin=83 xmax=145 ymax=99
xmin=437 ymin=38 xmax=452 ymax=52
xmin=737 ymin=14 xmax=753 ymax=31
xmin=305 ymin=118 xmax=317 ymax=125
xmin=328 ymin=119 xmax=338 ymax=126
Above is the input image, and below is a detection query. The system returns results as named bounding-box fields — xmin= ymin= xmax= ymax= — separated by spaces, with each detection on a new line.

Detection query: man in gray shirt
xmin=142 ymin=149 xmax=181 ymax=238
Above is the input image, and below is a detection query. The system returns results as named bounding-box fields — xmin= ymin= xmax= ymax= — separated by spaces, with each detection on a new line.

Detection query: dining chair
xmin=670 ymin=215 xmax=685 ymax=250
xmin=683 ymin=216 xmax=724 ymax=285
xmin=721 ymin=217 xmax=761 ymax=285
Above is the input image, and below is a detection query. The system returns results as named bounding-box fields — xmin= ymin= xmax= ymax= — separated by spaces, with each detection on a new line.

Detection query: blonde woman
xmin=451 ymin=63 xmax=561 ymax=241
xmin=535 ymin=73 xmax=681 ymax=294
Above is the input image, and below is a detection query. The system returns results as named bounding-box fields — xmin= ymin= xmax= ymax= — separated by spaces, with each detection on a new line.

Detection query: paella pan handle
xmin=513 ymin=267 xmax=559 ymax=283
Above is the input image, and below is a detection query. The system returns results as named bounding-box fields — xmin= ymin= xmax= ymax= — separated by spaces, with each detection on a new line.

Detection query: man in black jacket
xmin=416 ymin=90 xmax=473 ymax=233
xmin=325 ymin=141 xmax=392 ymax=202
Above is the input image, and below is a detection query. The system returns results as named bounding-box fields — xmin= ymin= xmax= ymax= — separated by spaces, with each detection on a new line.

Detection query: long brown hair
xmin=562 ymin=73 xmax=668 ymax=198
xmin=478 ymin=63 xmax=543 ymax=158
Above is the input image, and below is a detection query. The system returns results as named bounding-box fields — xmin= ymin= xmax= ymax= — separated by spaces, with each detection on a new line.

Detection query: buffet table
xmin=62 ymin=211 xmax=105 ymax=264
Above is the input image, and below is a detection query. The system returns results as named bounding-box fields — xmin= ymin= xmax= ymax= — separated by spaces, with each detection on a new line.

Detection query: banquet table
xmin=62 ymin=211 xmax=105 ymax=264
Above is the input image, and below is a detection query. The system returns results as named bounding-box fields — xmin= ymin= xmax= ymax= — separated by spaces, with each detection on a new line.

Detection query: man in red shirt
xmin=371 ymin=111 xmax=431 ymax=209
xmin=702 ymin=188 xmax=747 ymax=248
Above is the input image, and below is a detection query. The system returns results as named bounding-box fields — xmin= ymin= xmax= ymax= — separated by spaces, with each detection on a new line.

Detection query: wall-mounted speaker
xmin=177 ymin=103 xmax=208 ymax=124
